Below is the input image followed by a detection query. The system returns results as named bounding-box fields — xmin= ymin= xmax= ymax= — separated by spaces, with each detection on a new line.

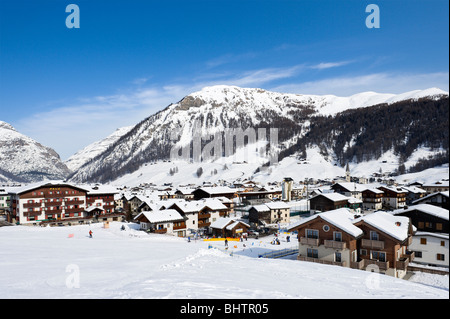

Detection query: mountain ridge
xmin=66 ymin=85 xmax=449 ymax=184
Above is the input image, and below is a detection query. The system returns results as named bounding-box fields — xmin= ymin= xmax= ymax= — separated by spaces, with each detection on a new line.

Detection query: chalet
xmin=330 ymin=182 xmax=366 ymax=201
xmin=134 ymin=209 xmax=187 ymax=237
xmin=193 ymin=186 xmax=237 ymax=200
xmin=248 ymin=201 xmax=291 ymax=225
xmin=174 ymin=187 xmax=195 ymax=200
xmin=287 ymin=208 xmax=363 ymax=268
xmin=210 ymin=217 xmax=250 ymax=238
xmin=352 ymin=212 xmax=415 ymax=278
xmin=412 ymin=191 xmax=449 ymax=210
xmin=168 ymin=200 xmax=204 ymax=231
xmin=421 ymin=181 xmax=449 ymax=194
xmin=309 ymin=193 xmax=351 ymax=212
xmin=407 ymin=232 xmax=449 ymax=268
xmin=400 ymin=186 xmax=427 ymax=205
xmin=377 ymin=186 xmax=407 ymax=210
xmin=393 ymin=204 xmax=449 ymax=234
xmin=248 ymin=204 xmax=270 ymax=224
xmin=361 ymin=188 xmax=384 ymax=211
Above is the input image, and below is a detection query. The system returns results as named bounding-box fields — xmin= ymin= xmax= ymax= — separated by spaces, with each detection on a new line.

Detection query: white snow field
xmin=0 ymin=222 xmax=447 ymax=299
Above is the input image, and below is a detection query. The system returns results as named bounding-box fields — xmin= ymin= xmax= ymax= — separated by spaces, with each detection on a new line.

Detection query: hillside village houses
xmin=2 ymin=175 xmax=448 ymax=277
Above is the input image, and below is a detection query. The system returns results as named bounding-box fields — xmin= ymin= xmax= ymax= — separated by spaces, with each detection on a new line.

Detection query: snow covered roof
xmin=8 ymin=180 xmax=87 ymax=195
xmin=265 ymin=201 xmax=291 ymax=210
xmin=210 ymin=217 xmax=235 ymax=229
xmin=412 ymin=191 xmax=449 ymax=204
xmin=84 ymin=184 xmax=119 ymax=195
xmin=394 ymin=204 xmax=449 ymax=221
xmin=196 ymin=186 xmax=237 ymax=195
xmin=288 ymin=208 xmax=363 ymax=238
xmin=85 ymin=206 xmax=104 ymax=212
xmin=201 ymin=198 xmax=228 ymax=210
xmin=354 ymin=211 xmax=411 ymax=242
xmin=135 ymin=209 xmax=185 ymax=224
xmin=251 ymin=204 xmax=271 ymax=212
xmin=363 ymin=188 xmax=384 ymax=194
xmin=400 ymin=186 xmax=427 ymax=194
xmin=313 ymin=192 xmax=350 ymax=202
xmin=210 ymin=217 xmax=249 ymax=230
xmin=333 ymin=182 xmax=368 ymax=192
xmin=226 ymin=220 xmax=250 ymax=230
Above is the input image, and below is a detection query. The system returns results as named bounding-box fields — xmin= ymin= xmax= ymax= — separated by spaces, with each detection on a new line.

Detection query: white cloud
xmin=271 ymin=71 xmax=450 ymax=96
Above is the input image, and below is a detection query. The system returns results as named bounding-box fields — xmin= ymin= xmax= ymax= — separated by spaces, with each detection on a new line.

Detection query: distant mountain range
xmin=1 ymin=86 xmax=448 ymax=184
xmin=0 ymin=121 xmax=71 ymax=183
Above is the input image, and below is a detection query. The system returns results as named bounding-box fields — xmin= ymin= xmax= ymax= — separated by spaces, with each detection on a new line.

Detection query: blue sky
xmin=0 ymin=0 xmax=448 ymax=160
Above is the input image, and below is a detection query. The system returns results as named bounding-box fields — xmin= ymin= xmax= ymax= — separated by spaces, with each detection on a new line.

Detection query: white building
xmin=409 ymin=232 xmax=449 ymax=268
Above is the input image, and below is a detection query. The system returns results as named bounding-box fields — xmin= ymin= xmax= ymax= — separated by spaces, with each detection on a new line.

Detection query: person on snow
xmin=89 ymin=230 xmax=93 ymax=238
xmin=225 ymin=238 xmax=228 ymax=247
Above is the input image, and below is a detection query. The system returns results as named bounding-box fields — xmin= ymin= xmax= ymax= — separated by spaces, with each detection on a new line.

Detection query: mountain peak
xmin=0 ymin=120 xmax=17 ymax=132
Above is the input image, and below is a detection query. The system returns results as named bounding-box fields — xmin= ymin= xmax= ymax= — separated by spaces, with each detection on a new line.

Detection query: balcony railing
xmin=300 ymin=237 xmax=320 ymax=246
xmin=23 ymin=202 xmax=42 ymax=208
xmin=364 ymin=259 xmax=389 ymax=270
xmin=298 ymin=255 xmax=347 ymax=267
xmin=324 ymin=240 xmax=347 ymax=250
xmin=153 ymin=228 xmax=167 ymax=234
xmin=173 ymin=223 xmax=186 ymax=230
xmin=361 ymin=238 xmax=385 ymax=250
xmin=198 ymin=212 xmax=211 ymax=219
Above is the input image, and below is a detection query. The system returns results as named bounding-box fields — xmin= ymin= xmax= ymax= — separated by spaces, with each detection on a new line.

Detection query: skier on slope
xmin=89 ymin=230 xmax=93 ymax=238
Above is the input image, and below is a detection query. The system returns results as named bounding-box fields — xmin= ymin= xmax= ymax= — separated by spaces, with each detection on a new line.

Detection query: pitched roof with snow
xmin=354 ymin=211 xmax=411 ymax=241
xmin=394 ymin=204 xmax=449 ymax=221
xmin=135 ymin=209 xmax=185 ymax=223
xmin=313 ymin=192 xmax=350 ymax=202
xmin=265 ymin=201 xmax=291 ymax=210
xmin=288 ymin=208 xmax=363 ymax=238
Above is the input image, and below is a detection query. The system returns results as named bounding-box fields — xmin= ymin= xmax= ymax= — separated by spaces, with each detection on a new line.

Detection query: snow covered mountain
xmin=0 ymin=121 xmax=71 ymax=183
xmin=68 ymin=85 xmax=448 ymax=184
xmin=65 ymin=125 xmax=134 ymax=172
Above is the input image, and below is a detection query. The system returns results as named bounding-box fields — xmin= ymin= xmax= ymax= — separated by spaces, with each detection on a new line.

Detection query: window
xmin=334 ymin=232 xmax=342 ymax=242
xmin=415 ymin=251 xmax=422 ymax=258
xmin=425 ymin=222 xmax=433 ymax=228
xmin=360 ymin=249 xmax=367 ymax=256
xmin=307 ymin=248 xmax=318 ymax=258
xmin=437 ymin=254 xmax=445 ymax=261
xmin=420 ymin=238 xmax=427 ymax=245
xmin=371 ymin=251 xmax=386 ymax=262
xmin=441 ymin=241 xmax=446 ymax=247
xmin=418 ymin=221 xmax=424 ymax=228
xmin=436 ymin=223 xmax=443 ymax=231
xmin=306 ymin=229 xmax=319 ymax=239
xmin=335 ymin=252 xmax=342 ymax=263
xmin=370 ymin=231 xmax=379 ymax=241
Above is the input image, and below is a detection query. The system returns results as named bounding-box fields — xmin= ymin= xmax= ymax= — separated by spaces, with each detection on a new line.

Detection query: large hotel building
xmin=7 ymin=181 xmax=119 ymax=225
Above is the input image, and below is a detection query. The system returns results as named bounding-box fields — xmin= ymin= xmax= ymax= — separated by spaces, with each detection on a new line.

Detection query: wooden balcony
xmin=198 ymin=221 xmax=211 ymax=228
xmin=23 ymin=202 xmax=42 ymax=208
xmin=324 ymin=240 xmax=347 ymax=250
xmin=361 ymin=238 xmax=384 ymax=250
xmin=65 ymin=199 xmax=84 ymax=205
xmin=364 ymin=259 xmax=389 ymax=270
xmin=300 ymin=237 xmax=320 ymax=246
xmin=153 ymin=228 xmax=167 ymax=234
xmin=350 ymin=260 xmax=365 ymax=270
xmin=173 ymin=222 xmax=186 ymax=230
xmin=396 ymin=258 xmax=410 ymax=270
xmin=198 ymin=212 xmax=211 ymax=219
